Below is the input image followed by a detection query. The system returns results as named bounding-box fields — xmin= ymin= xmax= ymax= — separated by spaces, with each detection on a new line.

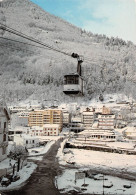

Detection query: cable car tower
xmin=63 ymin=53 xmax=84 ymax=95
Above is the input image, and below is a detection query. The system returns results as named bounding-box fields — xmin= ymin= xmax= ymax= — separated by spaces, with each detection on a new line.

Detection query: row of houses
xmin=9 ymin=106 xmax=117 ymax=137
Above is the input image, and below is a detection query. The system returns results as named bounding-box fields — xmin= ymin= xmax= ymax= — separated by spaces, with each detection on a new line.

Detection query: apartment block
xmin=81 ymin=107 xmax=94 ymax=127
xmin=28 ymin=109 xmax=63 ymax=132
xmin=63 ymin=111 xmax=71 ymax=126
xmin=98 ymin=114 xmax=115 ymax=129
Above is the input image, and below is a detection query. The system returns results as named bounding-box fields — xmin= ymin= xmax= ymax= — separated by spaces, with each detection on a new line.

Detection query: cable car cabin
xmin=63 ymin=74 xmax=83 ymax=95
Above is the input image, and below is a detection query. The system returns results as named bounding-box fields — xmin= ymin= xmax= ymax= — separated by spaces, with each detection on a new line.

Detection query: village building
xmin=28 ymin=109 xmax=63 ymax=132
xmin=97 ymin=106 xmax=115 ymax=130
xmin=29 ymin=126 xmax=43 ymax=136
xmin=123 ymin=127 xmax=136 ymax=140
xmin=10 ymin=112 xmax=29 ymax=128
xmin=116 ymin=114 xmax=126 ymax=128
xmin=8 ymin=106 xmax=27 ymax=113
xmin=43 ymin=124 xmax=59 ymax=136
xmin=0 ymin=100 xmax=10 ymax=162
xmin=17 ymin=111 xmax=29 ymax=118
xmin=63 ymin=111 xmax=71 ymax=126
xmin=69 ymin=117 xmax=84 ymax=133
xmin=98 ymin=114 xmax=115 ymax=130
xmin=77 ymin=128 xmax=116 ymax=142
xmin=8 ymin=126 xmax=30 ymax=141
xmin=81 ymin=107 xmax=94 ymax=127
xmin=14 ymin=134 xmax=39 ymax=149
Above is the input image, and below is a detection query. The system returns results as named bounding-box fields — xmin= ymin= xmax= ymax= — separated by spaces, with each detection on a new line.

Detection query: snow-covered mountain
xmin=0 ymin=0 xmax=136 ymax=104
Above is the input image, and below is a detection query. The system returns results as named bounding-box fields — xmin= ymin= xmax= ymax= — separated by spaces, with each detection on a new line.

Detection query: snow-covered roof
xmin=98 ymin=114 xmax=115 ymax=118
xmin=30 ymin=126 xmax=43 ymax=130
xmin=9 ymin=126 xmax=29 ymax=132
xmin=78 ymin=129 xmax=115 ymax=136
xmin=43 ymin=124 xmax=59 ymax=128
xmin=64 ymin=73 xmax=79 ymax=76
xmin=14 ymin=134 xmax=39 ymax=140
xmin=82 ymin=112 xmax=94 ymax=115
xmin=124 ymin=127 xmax=136 ymax=133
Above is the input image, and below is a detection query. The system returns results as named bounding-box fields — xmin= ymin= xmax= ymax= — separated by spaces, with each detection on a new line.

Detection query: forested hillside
xmin=0 ymin=0 xmax=136 ymax=104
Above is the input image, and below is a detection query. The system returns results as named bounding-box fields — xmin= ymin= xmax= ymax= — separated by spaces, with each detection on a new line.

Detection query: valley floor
xmin=1 ymin=137 xmax=136 ymax=195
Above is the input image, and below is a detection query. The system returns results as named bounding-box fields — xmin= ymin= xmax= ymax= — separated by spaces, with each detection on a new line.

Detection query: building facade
xmin=14 ymin=134 xmax=39 ymax=149
xmin=98 ymin=114 xmax=115 ymax=129
xmin=43 ymin=124 xmax=59 ymax=136
xmin=28 ymin=109 xmax=63 ymax=132
xmin=77 ymin=129 xmax=116 ymax=142
xmin=63 ymin=111 xmax=71 ymax=126
xmin=29 ymin=126 xmax=43 ymax=136
xmin=0 ymin=100 xmax=10 ymax=162
xmin=81 ymin=108 xmax=94 ymax=127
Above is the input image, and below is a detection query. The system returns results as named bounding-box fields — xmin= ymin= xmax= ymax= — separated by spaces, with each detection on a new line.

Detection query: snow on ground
xmin=37 ymin=135 xmax=62 ymax=142
xmin=56 ymin=169 xmax=136 ymax=195
xmin=28 ymin=140 xmax=55 ymax=156
xmin=0 ymin=158 xmax=16 ymax=169
xmin=0 ymin=162 xmax=37 ymax=191
xmin=27 ymin=156 xmax=43 ymax=161
xmin=106 ymin=142 xmax=135 ymax=150
xmin=56 ymin=138 xmax=68 ymax=165
xmin=58 ymin=144 xmax=136 ymax=175
xmin=0 ymin=138 xmax=58 ymax=191
xmin=89 ymin=93 xmax=132 ymax=106
xmin=67 ymin=138 xmax=136 ymax=151
xmin=62 ymin=148 xmax=136 ymax=174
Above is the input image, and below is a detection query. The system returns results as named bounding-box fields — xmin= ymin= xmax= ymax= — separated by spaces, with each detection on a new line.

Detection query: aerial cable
xmin=0 ymin=43 xmax=35 ymax=54
xmin=0 ymin=24 xmax=94 ymax=63
xmin=0 ymin=23 xmax=72 ymax=57
xmin=0 ymin=39 xmax=94 ymax=63
xmin=0 ymin=36 xmax=95 ymax=64
xmin=0 ymin=36 xmax=52 ymax=51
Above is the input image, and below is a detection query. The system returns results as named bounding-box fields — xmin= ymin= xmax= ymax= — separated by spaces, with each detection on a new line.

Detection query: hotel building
xmin=28 ymin=109 xmax=63 ymax=132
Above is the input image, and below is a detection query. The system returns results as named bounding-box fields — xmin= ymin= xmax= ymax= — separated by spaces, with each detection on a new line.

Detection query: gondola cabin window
xmin=63 ymin=74 xmax=83 ymax=95
xmin=64 ymin=75 xmax=79 ymax=84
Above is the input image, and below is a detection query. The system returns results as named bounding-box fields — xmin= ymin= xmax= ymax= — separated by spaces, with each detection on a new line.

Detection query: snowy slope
xmin=0 ymin=0 xmax=136 ymax=104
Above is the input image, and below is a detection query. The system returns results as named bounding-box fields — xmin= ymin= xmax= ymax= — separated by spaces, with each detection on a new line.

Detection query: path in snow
xmin=3 ymin=138 xmax=64 ymax=195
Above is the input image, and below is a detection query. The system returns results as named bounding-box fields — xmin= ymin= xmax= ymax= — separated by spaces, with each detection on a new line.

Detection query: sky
xmin=31 ymin=0 xmax=136 ymax=43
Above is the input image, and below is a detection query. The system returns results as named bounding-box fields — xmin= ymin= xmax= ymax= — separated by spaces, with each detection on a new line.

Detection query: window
xmin=2 ymin=147 xmax=6 ymax=155
xmin=4 ymin=122 xmax=6 ymax=129
xmin=32 ymin=140 xmax=34 ymax=143
xmin=26 ymin=140 xmax=28 ymax=144
xmin=3 ymin=134 xmax=6 ymax=142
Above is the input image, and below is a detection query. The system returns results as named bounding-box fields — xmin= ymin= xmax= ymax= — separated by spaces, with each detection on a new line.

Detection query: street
xmin=3 ymin=139 xmax=63 ymax=195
